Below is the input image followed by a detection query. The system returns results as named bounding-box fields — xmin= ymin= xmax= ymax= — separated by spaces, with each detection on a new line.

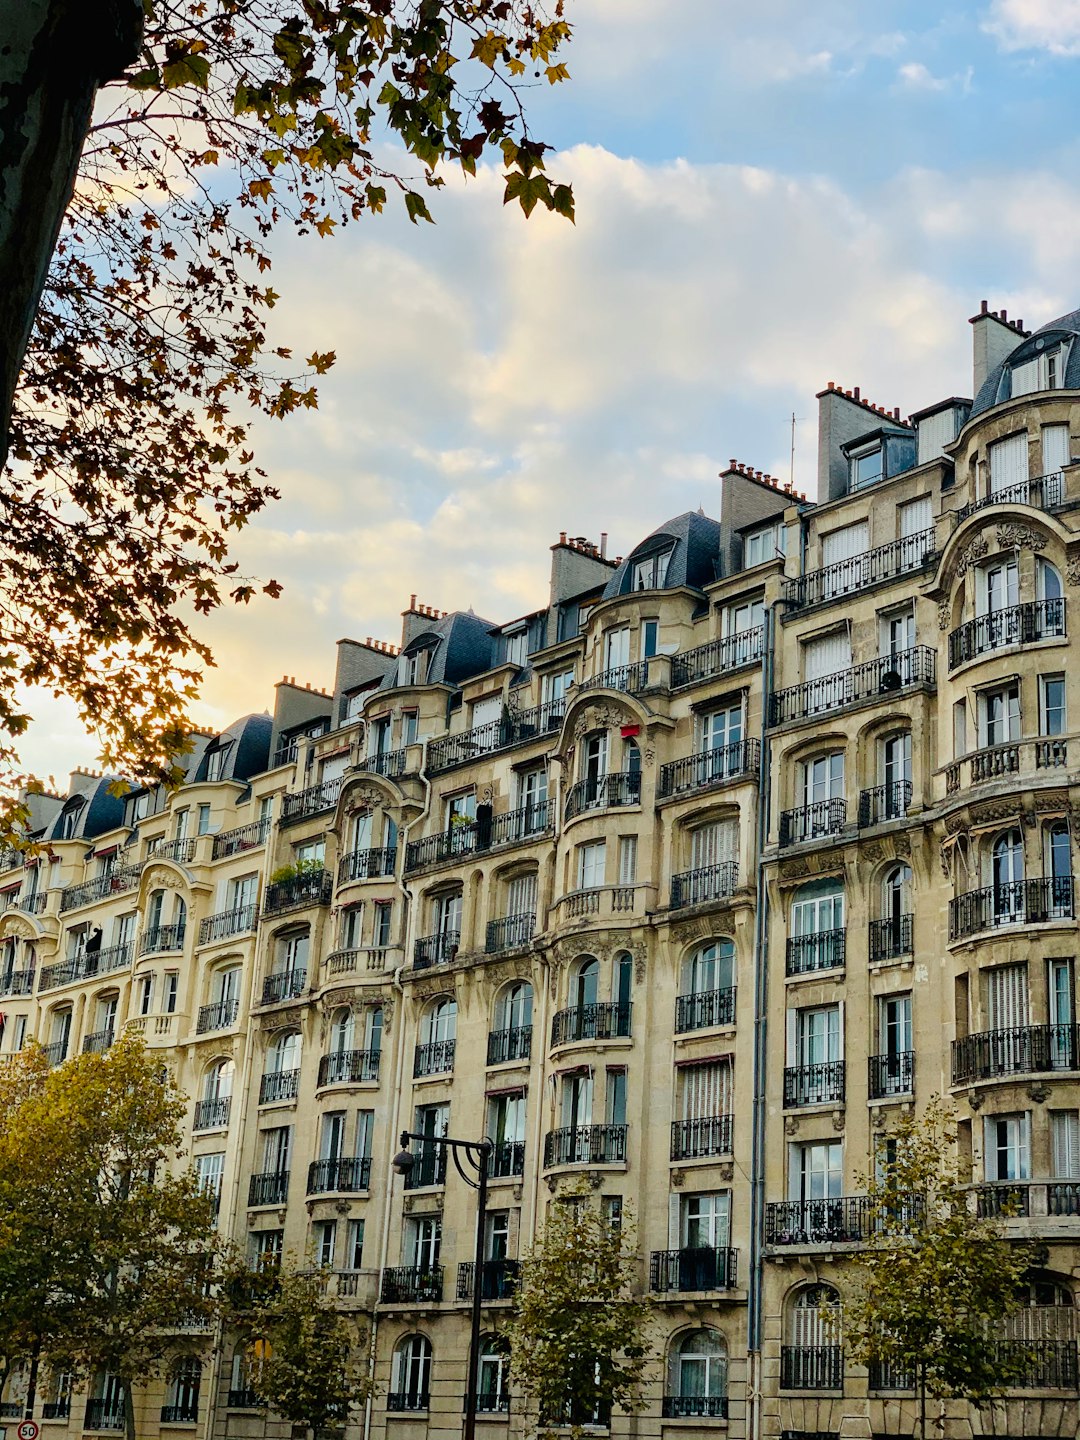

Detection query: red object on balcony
xmin=620 ymin=725 xmax=640 ymax=738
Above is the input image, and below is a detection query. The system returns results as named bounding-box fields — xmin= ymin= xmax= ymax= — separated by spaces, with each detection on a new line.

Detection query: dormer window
xmin=851 ymin=442 xmax=884 ymax=491
xmin=205 ymin=742 xmax=233 ymax=783
xmin=744 ymin=523 xmax=786 ymax=568
xmin=633 ymin=548 xmax=672 ymax=591
xmin=504 ymin=630 xmax=527 ymax=668
xmin=1011 ymin=341 xmax=1070 ymax=398
xmin=398 ymin=648 xmax=427 ymax=686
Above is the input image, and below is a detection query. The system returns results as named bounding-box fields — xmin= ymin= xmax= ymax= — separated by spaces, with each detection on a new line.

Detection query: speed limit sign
xmin=17 ymin=1419 xmax=40 ymax=1440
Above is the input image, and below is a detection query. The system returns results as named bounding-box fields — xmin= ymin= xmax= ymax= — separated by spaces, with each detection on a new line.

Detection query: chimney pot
xmin=853 ymin=386 xmax=860 ymax=400
xmin=1001 ymin=309 xmax=1008 ymax=321
xmin=981 ymin=299 xmax=989 ymax=314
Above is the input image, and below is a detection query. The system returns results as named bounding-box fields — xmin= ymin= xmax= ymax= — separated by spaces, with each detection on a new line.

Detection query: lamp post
xmin=392 ymin=1128 xmax=493 ymax=1440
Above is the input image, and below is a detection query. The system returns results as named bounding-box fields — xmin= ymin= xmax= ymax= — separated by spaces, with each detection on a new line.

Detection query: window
xmin=682 ymin=1191 xmax=730 ymax=1248
xmin=421 ymin=996 xmax=456 ymax=1047
xmin=494 ymin=981 xmax=532 ymax=1035
xmin=792 ymin=1141 xmax=842 ymax=1201
xmin=991 ymin=829 xmax=1025 ymax=920
xmin=504 ymin=630 xmax=527 ymax=668
xmin=577 ymin=841 xmax=606 ymax=891
xmin=136 ymin=972 xmax=153 ymax=1016
xmin=373 ymin=900 xmax=393 ymax=948
xmin=676 ymin=1059 xmax=732 ymax=1150
xmin=518 ymin=766 xmax=548 ymax=828
xmin=406 ymin=1214 xmax=442 ymax=1270
xmin=345 ymin=690 xmax=365 ymax=722
xmin=632 ymin=549 xmax=671 ymax=590
xmin=163 ymin=972 xmax=178 ymax=1013
xmin=605 ymin=1067 xmax=627 ymax=1127
xmin=314 ymin=1219 xmax=337 ymax=1269
xmin=164 ymin=1360 xmax=201 ymax=1421
xmin=432 ymin=889 xmax=462 ymax=943
xmin=642 ymin=618 xmax=659 ymax=659
xmin=391 ymin=1335 xmax=432 ymax=1411
xmin=402 ymin=709 xmax=419 ymax=745
xmin=340 ymin=904 xmax=363 ymax=950
xmin=987 ymin=962 xmax=1029 ymax=1031
xmin=542 ymin=667 xmax=575 ymax=707
xmin=744 ymin=523 xmax=786 ymax=567
xmin=197 ymin=804 xmax=211 ymax=836
xmin=488 ymin=1092 xmax=526 ymax=1174
xmin=988 ymin=432 xmax=1028 ymax=499
xmin=667 ymin=1330 xmax=727 ymax=1415
xmin=446 ymin=790 xmax=476 ymax=826
xmin=205 ymin=743 xmax=233 ymax=782
xmin=127 ymin=791 xmax=150 ymax=825
xmin=617 ymin=835 xmax=637 ymax=885
xmin=604 ymin=626 xmax=631 ymax=671
xmin=803 ymin=627 xmax=852 ymax=685
xmin=251 ymin=1229 xmax=283 ymax=1268
xmin=174 ymin=809 xmax=189 ymax=841
xmin=790 ymin=1005 xmax=842 ymax=1098
xmin=1041 ymin=675 xmax=1066 ymax=736
xmin=979 ymin=683 xmax=1020 ymax=748
xmin=344 ymin=1218 xmax=365 ymax=1270
xmin=319 ymin=1111 xmax=346 ymax=1162
xmin=679 ymin=940 xmax=736 ymax=1031
xmin=898 ymin=495 xmax=933 ymax=540
xmin=296 ymin=837 xmax=325 ymax=867
xmin=1012 ymin=343 xmax=1069 ymax=397
xmin=560 ymin=1070 xmax=593 ymax=1133
xmin=267 ymin=1029 xmax=301 ymax=1074
xmin=1042 ymin=423 xmax=1070 ymax=501
xmin=262 ymin=1125 xmax=292 ymax=1175
xmin=984 ymin=1113 xmax=1030 ymax=1182
xmin=979 ymin=556 xmax=1019 ymax=616
xmin=478 ymin=1336 xmax=510 ymax=1414
xmin=195 ymin=1153 xmax=225 ymax=1211
xmin=470 ymin=694 xmax=503 ymax=743
xmin=789 ymin=882 xmax=844 ymax=974
xmin=881 ymin=604 xmax=915 ymax=661
xmin=876 ymin=994 xmax=912 ymax=1095
xmin=370 ymin=716 xmax=392 ymax=757
xmin=1051 ymin=1113 xmax=1080 ymax=1182
xmin=398 ymin=649 xmax=424 ymax=686
xmin=851 ymin=443 xmax=883 ymax=490
xmin=802 ymin=752 xmax=844 ymax=806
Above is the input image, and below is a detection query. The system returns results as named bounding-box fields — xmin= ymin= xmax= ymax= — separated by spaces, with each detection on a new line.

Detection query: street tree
xmin=506 ymin=1195 xmax=654 ymax=1439
xmin=845 ymin=1099 xmax=1036 ymax=1440
xmin=0 ymin=1 xmax=575 ymax=828
xmin=0 ymin=1033 xmax=220 ymax=1431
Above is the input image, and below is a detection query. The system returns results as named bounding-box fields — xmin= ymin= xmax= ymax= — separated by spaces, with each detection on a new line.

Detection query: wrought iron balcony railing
xmin=259 ymin=1068 xmax=299 ymax=1103
xmin=662 ymin=1396 xmax=729 ymax=1418
xmin=41 ymin=1039 xmax=67 ymax=1066
xmin=385 ymin=1391 xmax=429 ymax=1412
xmin=543 ymin=1124 xmax=627 ymax=1167
xmin=199 ymin=904 xmax=257 ymax=944
xmin=41 ymin=946 xmax=129 ymax=991
xmin=765 ymin=1194 xmax=917 ymax=1246
xmin=564 ymin=770 xmax=641 ymax=820
xmin=84 ymin=1399 xmax=126 ymax=1431
xmin=337 ymin=846 xmax=396 ymax=884
xmin=551 ymin=1001 xmax=631 ymax=1046
xmin=577 ymin=662 xmax=649 ymax=695
xmin=490 ymin=1140 xmax=526 ymax=1178
xmin=780 ymin=1346 xmax=843 ymax=1390
xmin=487 ymin=1025 xmax=532 ymax=1066
xmin=306 ymin=1156 xmax=372 ymax=1194
xmin=658 ymin=740 xmax=760 ymax=799
xmin=363 ymin=746 xmax=408 ymax=778
xmin=150 ymin=837 xmax=195 ymax=864
xmin=427 ymin=699 xmax=566 ymax=774
xmin=82 ymin=1027 xmax=115 ymax=1055
xmin=413 ymin=931 xmax=460 ymax=969
xmin=402 ymin=1146 xmax=447 ymax=1189
xmin=5 ymin=891 xmax=47 ymax=914
xmin=786 ymin=929 xmax=845 ymax=976
xmin=868 ymin=1050 xmax=914 ymax=1098
xmin=949 ymin=597 xmax=1065 ymax=669
xmin=858 ymin=780 xmax=912 ymax=827
xmin=489 ymin=800 xmax=553 ymax=848
xmin=949 ymin=876 xmax=1074 ymax=939
xmin=226 ymin=1389 xmax=258 ymax=1409
xmin=868 ymin=1359 xmax=916 ymax=1392
xmin=193 ymin=1096 xmax=231 ymax=1130
xmin=650 ymin=1246 xmax=737 ymax=1293
xmin=413 ymin=1040 xmax=455 ymax=1077
xmin=675 ymin=985 xmax=736 ymax=1032
xmin=869 ymin=913 xmax=913 ymax=962
xmin=953 ymin=1023 xmax=1080 ymax=1083
xmin=380 ymin=1265 xmax=443 ymax=1304
xmin=262 ymin=868 xmax=333 ymax=917
xmin=956 ymin=469 xmax=1065 ymax=521
xmin=671 ymin=627 xmax=765 ymax=686
xmin=456 ymin=1258 xmax=520 ymax=1301
xmin=670 ymin=1113 xmax=733 ymax=1160
xmin=140 ymin=922 xmax=186 ymax=955
xmin=771 ymin=646 xmax=936 ymax=726
xmin=212 ymin=817 xmax=270 ymax=859
xmin=160 ymin=1404 xmax=199 ymax=1424
xmin=778 ymin=798 xmax=846 ymax=847
xmin=281 ymin=776 xmax=343 ymax=822
xmin=260 ymin=968 xmax=307 ymax=1005
xmin=59 ymin=864 xmax=143 ymax=912
xmin=784 ymin=1060 xmax=845 ymax=1107
xmin=318 ymin=1049 xmax=380 ymax=1086
xmin=0 ymin=967 xmax=35 ymax=996
xmin=485 ymin=912 xmax=535 ymax=954
xmin=670 ymin=861 xmax=739 ymax=909
xmin=196 ymin=997 xmax=239 ymax=1034
xmin=783 ymin=528 xmax=936 ymax=610
xmin=992 ymin=1339 xmax=1079 ymax=1389
xmin=42 ymin=1400 xmax=70 ymax=1420
xmin=248 ymin=1170 xmax=290 ymax=1206
xmin=405 ymin=826 xmax=478 ymax=873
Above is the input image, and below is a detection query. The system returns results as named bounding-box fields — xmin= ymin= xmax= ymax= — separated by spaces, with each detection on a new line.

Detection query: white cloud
xmin=985 ymin=0 xmax=1080 ymax=54
xmin=896 ymin=61 xmax=973 ymax=92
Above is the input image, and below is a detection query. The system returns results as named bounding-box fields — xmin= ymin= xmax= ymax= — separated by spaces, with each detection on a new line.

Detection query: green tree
xmin=506 ymin=1196 xmax=654 ymax=1439
xmin=0 ymin=0 xmax=576 ymax=824
xmin=0 ymin=1033 xmax=220 ymax=1432
xmin=845 ymin=1100 xmax=1036 ymax=1440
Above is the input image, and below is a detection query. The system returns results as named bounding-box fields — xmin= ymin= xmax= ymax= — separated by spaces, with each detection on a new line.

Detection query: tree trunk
xmin=0 ymin=0 xmax=144 ymax=470
xmin=24 ymin=1332 xmax=42 ymax=1419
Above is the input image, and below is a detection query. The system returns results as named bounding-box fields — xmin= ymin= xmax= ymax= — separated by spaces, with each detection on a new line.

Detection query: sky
xmin=18 ymin=0 xmax=1080 ymax=782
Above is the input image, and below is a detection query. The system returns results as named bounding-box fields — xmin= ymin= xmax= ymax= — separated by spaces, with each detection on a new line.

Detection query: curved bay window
xmin=663 ymin=1329 xmax=728 ymax=1418
xmin=389 ymin=1334 xmax=432 ymax=1411
xmin=677 ymin=938 xmax=735 ymax=1032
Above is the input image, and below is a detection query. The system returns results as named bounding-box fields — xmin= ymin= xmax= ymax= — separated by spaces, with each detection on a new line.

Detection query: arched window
xmin=614 ymin=952 xmax=633 ymax=1016
xmin=364 ymin=1004 xmax=384 ymax=1052
xmin=873 ymin=864 xmax=913 ymax=962
xmin=784 ymin=1284 xmax=843 ymax=1389
xmin=390 ymin=1334 xmax=432 ymax=1411
xmin=992 ymin=829 xmax=1025 ymax=923
xmin=163 ymin=1358 xmax=201 ymax=1422
xmin=422 ymin=996 xmax=457 ymax=1047
xmin=1039 ymin=558 xmax=1064 ymax=604
xmin=477 ymin=1334 xmax=510 ymax=1414
xmin=678 ymin=939 xmax=735 ymax=1031
xmin=1002 ymin=1275 xmax=1077 ymax=1365
xmin=494 ymin=981 xmax=533 ymax=1035
xmin=572 ymin=957 xmax=598 ymax=1010
xmin=789 ymin=880 xmax=845 ymax=975
xmin=330 ymin=1006 xmax=355 ymax=1054
xmin=203 ymin=1058 xmax=234 ymax=1101
xmin=267 ymin=1030 xmax=301 ymax=1074
xmin=665 ymin=1329 xmax=728 ymax=1418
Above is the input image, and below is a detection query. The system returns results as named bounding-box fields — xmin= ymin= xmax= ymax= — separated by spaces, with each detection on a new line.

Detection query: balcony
xmin=564 ymin=770 xmax=641 ymax=821
xmin=261 ymin=867 xmax=332 ymax=917
xmin=766 ymin=1194 xmax=919 ymax=1246
xmin=59 ymin=864 xmax=143 ymax=912
xmin=671 ymin=627 xmax=765 ymax=686
xmin=405 ymin=826 xmax=477 ymax=874
xmin=380 ymin=1265 xmax=443 ymax=1304
xmin=0 ymin=968 xmax=34 ymax=997
xmin=160 ymin=1404 xmax=199 ymax=1424
xmin=650 ymin=1246 xmax=737 ymax=1293
xmin=946 ymin=736 xmax=1068 ymax=794
xmin=386 ymin=1391 xmax=429 ymax=1412
xmin=543 ymin=1124 xmax=627 ymax=1167
xmin=868 ymin=1050 xmax=914 ymax=1098
xmin=196 ymin=997 xmax=239 ymax=1034
xmin=306 ymin=1156 xmax=372 ymax=1194
xmin=868 ymin=1359 xmax=915 ymax=1392
xmin=42 ymin=1400 xmax=70 ymax=1419
xmin=949 ymin=597 xmax=1065 ymax=669
xmin=4 ymin=891 xmax=47 ymax=915
xmin=337 ymin=846 xmax=396 ymax=884
xmin=786 ymin=929 xmax=845 ymax=977
xmin=456 ymin=1258 xmax=520 ymax=1301
xmin=140 ymin=922 xmax=186 ymax=955
xmin=490 ymin=1140 xmax=526 ymax=1178
xmin=675 ymin=985 xmax=736 ymax=1032
xmin=670 ymin=1113 xmax=733 ymax=1160
xmin=486 ymin=913 xmax=535 ymax=955
xmin=858 ymin=781 xmax=912 ymax=827
xmin=199 ymin=904 xmax=256 ymax=944
xmin=551 ymin=1001 xmax=631 ymax=1046
xmin=783 ymin=528 xmax=936 ymax=611
xmin=403 ymin=1146 xmax=447 ymax=1189
xmin=413 ymin=931 xmax=460 ymax=970
xmin=427 ymin=699 xmax=566 ymax=774
xmin=41 ymin=1039 xmax=67 ymax=1066
xmin=869 ymin=914 xmax=913 ymax=963
xmin=490 ymin=801 xmax=553 ymax=848
xmin=993 ymin=1339 xmax=1079 ymax=1389
xmin=281 ymin=776 xmax=343 ymax=823
xmin=771 ymin=646 xmax=936 ymax=727
xmin=84 ymin=1399 xmax=126 ymax=1431
xmin=413 ymin=1039 xmax=455 ymax=1077
xmin=957 ymin=469 xmax=1066 ymax=522
xmin=82 ymin=1027 xmax=115 ymax=1055
xmin=784 ymin=1061 xmax=845 ymax=1107
xmin=949 ymin=876 xmax=1074 ymax=941
xmin=670 ymin=862 xmax=739 ymax=909
xmin=260 ymin=968 xmax=307 ymax=1005
xmin=259 ymin=1068 xmax=299 ymax=1103
xmin=577 ymin=662 xmax=648 ymax=695
xmin=662 ymin=1396 xmax=729 ymax=1419
xmin=363 ymin=746 xmax=409 ymax=778
xmin=212 ymin=817 xmax=270 ymax=859
xmin=780 ymin=1346 xmax=843 ymax=1390
xmin=225 ymin=1390 xmax=259 ymax=1409
xmin=487 ymin=1025 xmax=531 ymax=1066
xmin=248 ymin=1170 xmax=290 ymax=1206
xmin=318 ymin=1049 xmax=380 ymax=1086
xmin=151 ymin=838 xmax=195 ymax=865
xmin=550 ymin=884 xmax=644 ymax=924
xmin=658 ymin=740 xmax=761 ymax=800
xmin=778 ymin=798 xmax=846 ymax=847
xmin=324 ymin=945 xmax=399 ymax=976
xmin=953 ymin=1023 xmax=1080 ymax=1084
xmin=193 ymin=1096 xmax=231 ymax=1130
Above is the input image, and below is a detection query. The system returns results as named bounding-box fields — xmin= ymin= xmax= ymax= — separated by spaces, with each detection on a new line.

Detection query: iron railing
xmin=199 ymin=904 xmax=257 ymax=944
xmin=413 ymin=931 xmax=460 ymax=969
xmin=662 ymin=1396 xmax=730 ymax=1418
xmin=949 ymin=597 xmax=1065 ymax=668
xmin=402 ymin=1146 xmax=447 ymax=1189
xmin=952 ymin=1023 xmax=1080 ymax=1083
xmin=427 ymin=699 xmax=566 ymax=773
xmin=42 ymin=1401 xmax=71 ymax=1420
xmin=405 ymin=826 xmax=477 ymax=872
xmin=40 ymin=943 xmax=133 ymax=990
xmin=993 ymin=1339 xmax=1079 ymax=1389
xmin=380 ymin=1266 xmax=443 ymax=1304
xmin=779 ymin=798 xmax=847 ymax=847
xmin=564 ymin=770 xmax=641 ymax=820
xmin=281 ymin=776 xmax=343 ymax=822
xmin=84 ymin=1399 xmax=126 ymax=1430
xmin=868 ymin=1360 xmax=915 ymax=1392
xmin=543 ymin=1124 xmax=627 ymax=1167
xmin=658 ymin=740 xmax=761 ymax=798
xmin=5 ymin=891 xmax=47 ymax=914
xmin=41 ymin=1039 xmax=67 ymax=1066
xmin=456 ymin=1258 xmax=520 ymax=1301
xmin=260 ymin=968 xmax=307 ymax=1005
xmin=767 ymin=1194 xmax=916 ymax=1242
xmin=858 ymin=781 xmax=912 ymax=827
xmin=868 ymin=1050 xmax=914 ymax=1098
xmin=490 ymin=1140 xmax=526 ymax=1178
xmin=786 ymin=930 xmax=845 ymax=976
xmin=0 ymin=968 xmax=34 ymax=996
xmin=551 ymin=1001 xmax=631 ymax=1046
xmin=490 ymin=801 xmax=552 ymax=847
xmin=487 ymin=1025 xmax=532 ymax=1065
xmin=956 ymin=470 xmax=1066 ymax=522
xmin=949 ymin=876 xmax=1074 ymax=939
xmin=364 ymin=747 xmax=408 ymax=778
xmin=869 ymin=913 xmax=913 ymax=962
xmin=226 ymin=1389 xmax=258 ymax=1409
xmin=780 ymin=1346 xmax=843 ymax=1390
xmin=160 ymin=1404 xmax=199 ymax=1424
xmin=212 ymin=817 xmax=271 ymax=859
xmin=413 ymin=1040 xmax=455 ymax=1077
xmin=196 ymin=997 xmax=239 ymax=1034
xmin=259 ymin=1068 xmax=299 ymax=1103
xmin=771 ymin=646 xmax=936 ymax=726
xmin=650 ymin=1246 xmax=737 ymax=1293
xmin=262 ymin=868 xmax=333 ymax=917
xmin=783 ymin=528 xmax=936 ymax=610
xmin=670 ymin=1113 xmax=733 ymax=1160
xmin=248 ymin=1170 xmax=290 ymax=1206
xmin=59 ymin=864 xmax=143 ymax=912
xmin=675 ymin=985 xmax=736 ymax=1032
xmin=193 ymin=1096 xmax=231 ymax=1130
xmin=150 ymin=837 xmax=195 ymax=864
xmin=82 ymin=1027 xmax=115 ymax=1055
xmin=306 ymin=1156 xmax=372 ymax=1194
xmin=140 ymin=922 xmax=186 ymax=955
xmin=670 ymin=862 xmax=739 ymax=908
xmin=337 ymin=847 xmax=396 ymax=884
xmin=577 ymin=662 xmax=649 ymax=695
xmin=385 ymin=1391 xmax=430 ymax=1412
xmin=318 ymin=1049 xmax=380 ymax=1086
xmin=671 ymin=627 xmax=765 ymax=686
xmin=784 ymin=1061 xmax=845 ymax=1107
xmin=485 ymin=913 xmax=535 ymax=954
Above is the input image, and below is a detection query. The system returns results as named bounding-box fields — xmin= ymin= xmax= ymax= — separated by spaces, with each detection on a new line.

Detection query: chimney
xmin=970 ymin=300 xmax=1022 ymax=397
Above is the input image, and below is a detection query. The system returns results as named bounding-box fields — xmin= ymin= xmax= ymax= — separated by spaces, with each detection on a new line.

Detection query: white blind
xmin=691 ymin=819 xmax=738 ymax=869
xmin=822 ymin=521 xmax=868 ymax=565
xmin=1052 ymin=1112 xmax=1080 ymax=1179
xmin=321 ymin=753 xmax=349 ymax=783
xmin=804 ymin=631 xmax=851 ymax=680
xmin=898 ymin=496 xmax=932 ymax=536
xmin=987 ymin=964 xmax=1029 ymax=1030
xmin=1042 ymin=424 xmax=1069 ymax=477
xmin=679 ymin=1059 xmax=732 ymax=1120
xmin=471 ymin=694 xmax=503 ymax=747
xmin=792 ymin=1293 xmax=841 ymax=1347
xmin=989 ymin=433 xmax=1028 ymax=494
xmin=507 ymin=872 xmax=537 ymax=916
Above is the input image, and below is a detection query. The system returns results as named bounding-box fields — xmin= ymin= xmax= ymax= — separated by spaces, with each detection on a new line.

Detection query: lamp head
xmin=391 ymin=1131 xmax=414 ymax=1176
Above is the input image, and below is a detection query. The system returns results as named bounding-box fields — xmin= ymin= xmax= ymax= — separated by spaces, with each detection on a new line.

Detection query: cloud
xmin=896 ymin=60 xmax=973 ymax=92
xmin=985 ymin=0 xmax=1080 ymax=54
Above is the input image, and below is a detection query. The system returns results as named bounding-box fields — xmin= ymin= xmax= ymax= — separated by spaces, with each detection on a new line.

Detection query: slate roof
xmin=379 ymin=610 xmax=500 ymax=691
xmin=601 ymin=511 xmax=722 ymax=599
xmin=971 ymin=309 xmax=1080 ymax=418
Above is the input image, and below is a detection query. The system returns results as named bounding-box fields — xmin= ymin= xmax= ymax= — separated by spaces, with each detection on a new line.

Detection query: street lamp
xmin=391 ymin=1129 xmax=493 ymax=1440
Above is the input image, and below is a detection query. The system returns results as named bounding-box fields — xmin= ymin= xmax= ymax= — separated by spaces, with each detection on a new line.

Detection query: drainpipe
xmin=747 ymin=602 xmax=777 ymax=1440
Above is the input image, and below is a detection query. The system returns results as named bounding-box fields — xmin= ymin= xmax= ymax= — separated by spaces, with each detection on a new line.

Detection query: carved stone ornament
xmin=784 ymin=1115 xmax=800 ymax=1137
xmin=670 ymin=917 xmax=716 ymax=946
xmin=893 ymin=833 xmax=911 ymax=859
xmin=779 ymin=858 xmax=810 ymax=881
xmin=145 ymin=866 xmax=185 ymax=890
xmin=670 ymin=1169 xmax=684 ymax=1188
xmin=478 ymin=783 xmax=495 ymax=807
xmin=966 ymin=1090 xmax=983 ymax=1111
xmin=718 ymin=1162 xmax=734 ymax=1182
xmin=345 ymin=785 xmax=384 ymax=813
xmin=871 ymin=1108 xmax=888 ymax=1131
xmin=954 ymin=535 xmax=989 ymax=579
xmin=0 ymin=916 xmax=34 ymax=939
xmin=971 ymin=800 xmax=1022 ymax=825
xmin=939 ymin=842 xmax=952 ymax=879
xmin=861 ymin=842 xmax=884 ymax=865
xmin=996 ymin=523 xmax=1046 ymax=553
xmin=635 ymin=956 xmax=646 ymax=984
xmin=937 ymin=600 xmax=952 ymax=632
xmin=1028 ymin=1083 xmax=1051 ymax=1104
xmin=1035 ymin=791 xmax=1069 ymax=813
xmin=831 ymin=1109 xmax=845 ymax=1132
xmin=944 ymin=811 xmax=967 ymax=835
xmin=1067 ymin=555 xmax=1080 ymax=587
xmin=642 ymin=747 xmax=656 ymax=768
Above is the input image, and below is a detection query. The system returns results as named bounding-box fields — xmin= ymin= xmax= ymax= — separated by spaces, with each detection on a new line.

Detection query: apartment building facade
xmin=2 ymin=300 xmax=1080 ymax=1440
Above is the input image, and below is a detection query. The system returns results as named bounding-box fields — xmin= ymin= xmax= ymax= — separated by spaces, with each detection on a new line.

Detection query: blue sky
xmin=19 ymin=0 xmax=1080 ymax=778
